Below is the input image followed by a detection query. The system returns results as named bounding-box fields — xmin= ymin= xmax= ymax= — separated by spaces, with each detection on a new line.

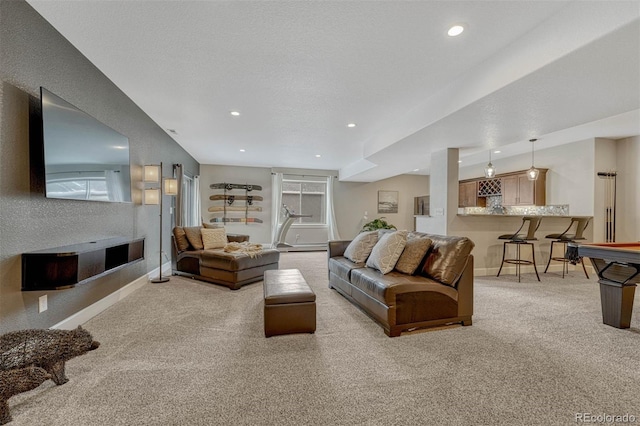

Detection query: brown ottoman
xmin=263 ymin=269 xmax=316 ymax=337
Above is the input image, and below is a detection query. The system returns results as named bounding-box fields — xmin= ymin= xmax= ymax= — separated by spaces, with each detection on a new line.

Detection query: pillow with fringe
xmin=201 ymin=227 xmax=227 ymax=250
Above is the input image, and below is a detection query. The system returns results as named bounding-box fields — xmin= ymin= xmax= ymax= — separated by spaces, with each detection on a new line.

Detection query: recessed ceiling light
xmin=347 ymin=123 xmax=356 ymax=128
xmin=239 ymin=149 xmax=245 ymax=152
xmin=494 ymin=150 xmax=501 ymax=154
xmin=413 ymin=169 xmax=419 ymax=172
xmin=448 ymin=25 xmax=464 ymax=37
xmin=230 ymin=111 xmax=240 ymax=116
xmin=315 ymin=154 xmax=321 ymax=158
xmin=458 ymin=160 xmax=462 ymax=163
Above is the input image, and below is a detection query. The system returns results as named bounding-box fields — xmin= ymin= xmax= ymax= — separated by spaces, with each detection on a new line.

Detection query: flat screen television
xmin=39 ymin=87 xmax=132 ymax=202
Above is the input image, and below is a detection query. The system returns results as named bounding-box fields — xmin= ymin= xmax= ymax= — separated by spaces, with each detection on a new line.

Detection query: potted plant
xmin=361 ymin=217 xmax=397 ymax=232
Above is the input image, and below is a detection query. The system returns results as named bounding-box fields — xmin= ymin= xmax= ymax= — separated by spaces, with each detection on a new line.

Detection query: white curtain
xmin=192 ymin=175 xmax=201 ymax=226
xmin=326 ymin=175 xmax=341 ymax=240
xmin=174 ymin=164 xmax=184 ymax=227
xmin=271 ymin=172 xmax=283 ymax=248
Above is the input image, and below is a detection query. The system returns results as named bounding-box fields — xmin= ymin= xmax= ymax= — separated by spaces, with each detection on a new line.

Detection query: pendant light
xmin=527 ymin=138 xmax=540 ymax=181
xmin=484 ymin=150 xmax=496 ymax=178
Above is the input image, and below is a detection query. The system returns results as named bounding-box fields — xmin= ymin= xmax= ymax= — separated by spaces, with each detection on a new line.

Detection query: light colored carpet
xmin=8 ymin=252 xmax=640 ymax=425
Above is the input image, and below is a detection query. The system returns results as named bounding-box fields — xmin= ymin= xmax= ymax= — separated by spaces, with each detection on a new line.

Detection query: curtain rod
xmin=271 ymin=172 xmax=338 ymax=178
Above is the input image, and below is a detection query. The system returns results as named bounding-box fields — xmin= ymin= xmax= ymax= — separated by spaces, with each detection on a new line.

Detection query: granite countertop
xmin=460 ymin=204 xmax=570 ymax=216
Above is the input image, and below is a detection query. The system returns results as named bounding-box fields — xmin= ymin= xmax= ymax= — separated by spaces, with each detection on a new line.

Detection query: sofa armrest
xmin=328 ymin=240 xmax=352 ymax=259
xmin=455 ymin=255 xmax=474 ymax=317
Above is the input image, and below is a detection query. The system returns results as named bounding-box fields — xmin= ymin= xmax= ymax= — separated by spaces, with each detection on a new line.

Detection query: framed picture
xmin=377 ymin=190 xmax=398 ymax=214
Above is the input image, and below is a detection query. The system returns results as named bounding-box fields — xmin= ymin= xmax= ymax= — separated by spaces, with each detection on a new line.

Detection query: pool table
xmin=577 ymin=242 xmax=640 ymax=329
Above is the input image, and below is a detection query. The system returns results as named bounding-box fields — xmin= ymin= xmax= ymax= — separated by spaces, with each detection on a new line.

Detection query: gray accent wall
xmin=0 ymin=1 xmax=199 ymax=333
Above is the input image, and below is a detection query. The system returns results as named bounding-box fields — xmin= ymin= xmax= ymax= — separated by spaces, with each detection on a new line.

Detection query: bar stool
xmin=497 ymin=216 xmax=542 ymax=282
xmin=544 ymin=217 xmax=590 ymax=278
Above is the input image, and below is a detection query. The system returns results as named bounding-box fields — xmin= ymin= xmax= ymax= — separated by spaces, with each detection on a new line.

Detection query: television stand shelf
xmin=22 ymin=237 xmax=145 ymax=291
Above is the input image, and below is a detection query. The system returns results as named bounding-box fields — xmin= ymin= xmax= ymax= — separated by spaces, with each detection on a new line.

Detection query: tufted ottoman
xmin=263 ymin=269 xmax=316 ymax=337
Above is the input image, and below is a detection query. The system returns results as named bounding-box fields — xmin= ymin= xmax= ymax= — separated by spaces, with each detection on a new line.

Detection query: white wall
xmin=616 ymin=136 xmax=640 ymax=241
xmin=334 ymin=174 xmax=430 ymax=239
xmin=416 ymin=148 xmax=459 ymax=235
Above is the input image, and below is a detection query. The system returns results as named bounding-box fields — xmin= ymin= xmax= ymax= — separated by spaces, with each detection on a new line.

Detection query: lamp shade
xmin=483 ymin=150 xmax=496 ymax=178
xmin=484 ymin=162 xmax=496 ymax=178
xmin=144 ymin=165 xmax=160 ymax=183
xmin=144 ymin=188 xmax=160 ymax=205
xmin=164 ymin=178 xmax=178 ymax=196
xmin=527 ymin=166 xmax=540 ymax=181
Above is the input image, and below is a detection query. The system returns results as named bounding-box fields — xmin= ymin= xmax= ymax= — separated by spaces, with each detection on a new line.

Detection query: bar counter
xmin=418 ymin=214 xmax=594 ymax=277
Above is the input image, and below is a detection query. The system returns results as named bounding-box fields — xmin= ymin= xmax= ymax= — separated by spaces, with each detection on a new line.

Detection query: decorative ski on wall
xmin=208 ymin=206 xmax=263 ymax=212
xmin=209 ymin=217 xmax=264 ymax=224
xmin=208 ymin=182 xmax=263 ymax=225
xmin=209 ymin=194 xmax=264 ymax=202
xmin=209 ymin=183 xmax=263 ymax=191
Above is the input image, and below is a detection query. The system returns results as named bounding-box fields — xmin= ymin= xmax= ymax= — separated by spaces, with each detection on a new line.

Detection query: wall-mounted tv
xmin=38 ymin=87 xmax=132 ymax=202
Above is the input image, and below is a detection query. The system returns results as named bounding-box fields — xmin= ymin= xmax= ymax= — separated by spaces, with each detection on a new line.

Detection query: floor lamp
xmin=144 ymin=162 xmax=178 ymax=283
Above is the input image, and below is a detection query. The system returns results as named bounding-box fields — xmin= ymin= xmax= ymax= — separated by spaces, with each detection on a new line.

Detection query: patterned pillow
xmin=366 ymin=230 xmax=408 ymax=274
xmin=394 ymin=236 xmax=432 ymax=275
xmin=201 ymin=227 xmax=227 ymax=249
xmin=183 ymin=226 xmax=204 ymax=250
xmin=172 ymin=227 xmax=191 ymax=252
xmin=343 ymin=231 xmax=379 ymax=263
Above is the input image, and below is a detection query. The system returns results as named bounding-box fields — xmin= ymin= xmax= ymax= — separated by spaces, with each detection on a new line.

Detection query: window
xmin=282 ymin=179 xmax=326 ymax=224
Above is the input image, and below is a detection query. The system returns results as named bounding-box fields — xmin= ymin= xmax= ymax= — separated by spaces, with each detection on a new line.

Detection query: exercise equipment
xmin=274 ymin=205 xmax=311 ymax=248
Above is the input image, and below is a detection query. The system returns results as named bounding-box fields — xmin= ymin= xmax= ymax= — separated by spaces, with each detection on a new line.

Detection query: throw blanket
xmin=224 ymin=242 xmax=263 ymax=258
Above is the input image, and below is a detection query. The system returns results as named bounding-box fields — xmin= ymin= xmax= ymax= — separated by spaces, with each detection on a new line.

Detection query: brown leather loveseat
xmin=171 ymin=226 xmax=280 ymax=290
xmin=328 ymin=231 xmax=474 ymax=337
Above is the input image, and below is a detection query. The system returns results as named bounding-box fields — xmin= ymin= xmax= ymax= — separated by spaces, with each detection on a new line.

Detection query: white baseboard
xmin=52 ymin=261 xmax=172 ymax=330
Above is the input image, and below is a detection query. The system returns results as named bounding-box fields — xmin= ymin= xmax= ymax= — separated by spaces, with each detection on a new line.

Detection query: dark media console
xmin=22 ymin=237 xmax=144 ymax=290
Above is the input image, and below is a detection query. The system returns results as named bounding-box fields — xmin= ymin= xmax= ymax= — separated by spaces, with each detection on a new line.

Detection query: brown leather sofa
xmin=328 ymin=232 xmax=474 ymax=337
xmin=171 ymin=226 xmax=280 ymax=290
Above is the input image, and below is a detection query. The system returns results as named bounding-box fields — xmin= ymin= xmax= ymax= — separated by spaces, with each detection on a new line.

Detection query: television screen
xmin=40 ymin=87 xmax=132 ymax=202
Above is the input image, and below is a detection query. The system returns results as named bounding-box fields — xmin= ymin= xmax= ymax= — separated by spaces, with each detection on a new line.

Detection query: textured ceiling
xmin=27 ymin=1 xmax=640 ymax=181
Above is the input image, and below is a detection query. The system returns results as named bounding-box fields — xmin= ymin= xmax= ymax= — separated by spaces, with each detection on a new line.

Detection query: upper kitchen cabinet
xmin=501 ymin=169 xmax=547 ymax=206
xmin=458 ymin=181 xmax=481 ymax=207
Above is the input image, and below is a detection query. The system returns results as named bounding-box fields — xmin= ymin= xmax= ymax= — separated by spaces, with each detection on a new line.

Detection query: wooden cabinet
xmin=459 ymin=169 xmax=547 ymax=207
xmin=500 ymin=170 xmax=547 ymax=206
xmin=458 ymin=181 xmax=480 ymax=207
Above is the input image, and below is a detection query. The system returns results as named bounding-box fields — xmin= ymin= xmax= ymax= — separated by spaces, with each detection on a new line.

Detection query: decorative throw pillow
xmin=366 ymin=230 xmax=408 ymax=274
xmin=172 ymin=227 xmax=191 ymax=252
xmin=421 ymin=236 xmax=475 ymax=286
xmin=201 ymin=227 xmax=227 ymax=250
xmin=394 ymin=235 xmax=432 ymax=275
xmin=183 ymin=226 xmax=204 ymax=250
xmin=343 ymin=231 xmax=379 ymax=263
xmin=202 ymin=222 xmax=222 ymax=229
